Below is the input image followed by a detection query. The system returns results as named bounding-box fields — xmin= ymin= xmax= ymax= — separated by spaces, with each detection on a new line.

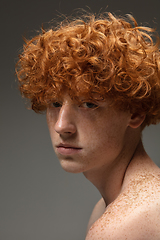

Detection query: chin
xmin=60 ymin=159 xmax=86 ymax=174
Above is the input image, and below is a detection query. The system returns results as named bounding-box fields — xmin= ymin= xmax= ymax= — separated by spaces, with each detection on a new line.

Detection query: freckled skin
xmin=86 ymin=157 xmax=160 ymax=240
xmin=47 ymin=95 xmax=131 ymax=174
xmin=47 ymin=94 xmax=160 ymax=240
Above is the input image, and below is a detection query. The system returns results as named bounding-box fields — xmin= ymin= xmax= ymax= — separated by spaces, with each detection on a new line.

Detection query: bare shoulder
xmin=86 ymin=198 xmax=106 ymax=233
xmin=86 ymin=173 xmax=160 ymax=240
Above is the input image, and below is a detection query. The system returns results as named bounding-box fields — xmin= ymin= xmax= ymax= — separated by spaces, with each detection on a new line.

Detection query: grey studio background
xmin=1 ymin=0 xmax=160 ymax=239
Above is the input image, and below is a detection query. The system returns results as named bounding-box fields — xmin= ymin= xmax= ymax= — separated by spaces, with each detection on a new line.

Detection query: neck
xmin=83 ymin=133 xmax=145 ymax=207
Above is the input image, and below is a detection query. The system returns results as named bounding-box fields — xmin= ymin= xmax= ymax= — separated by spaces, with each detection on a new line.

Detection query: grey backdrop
xmin=1 ymin=0 xmax=160 ymax=239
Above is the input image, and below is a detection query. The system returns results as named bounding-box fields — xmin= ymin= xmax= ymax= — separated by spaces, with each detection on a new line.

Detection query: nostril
xmin=55 ymin=123 xmax=76 ymax=135
xmin=54 ymin=117 xmax=76 ymax=135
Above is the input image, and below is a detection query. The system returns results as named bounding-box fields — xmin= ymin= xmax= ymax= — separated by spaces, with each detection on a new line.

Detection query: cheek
xmin=46 ymin=107 xmax=59 ymax=127
xmin=81 ymin=117 xmax=127 ymax=152
xmin=79 ymin=121 xmax=111 ymax=152
xmin=46 ymin=109 xmax=57 ymax=140
xmin=46 ymin=111 xmax=52 ymax=133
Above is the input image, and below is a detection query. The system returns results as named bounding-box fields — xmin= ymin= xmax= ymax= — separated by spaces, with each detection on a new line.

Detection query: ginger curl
xmin=16 ymin=12 xmax=160 ymax=127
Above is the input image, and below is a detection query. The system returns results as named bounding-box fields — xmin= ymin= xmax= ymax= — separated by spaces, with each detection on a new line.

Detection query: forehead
xmin=56 ymin=92 xmax=108 ymax=104
xmin=49 ymin=76 xmax=107 ymax=101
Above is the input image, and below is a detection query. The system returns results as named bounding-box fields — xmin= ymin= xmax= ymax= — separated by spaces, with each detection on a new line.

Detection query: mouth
xmin=55 ymin=143 xmax=82 ymax=155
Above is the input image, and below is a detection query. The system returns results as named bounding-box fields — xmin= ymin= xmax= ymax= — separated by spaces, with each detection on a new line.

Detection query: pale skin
xmin=46 ymin=94 xmax=160 ymax=240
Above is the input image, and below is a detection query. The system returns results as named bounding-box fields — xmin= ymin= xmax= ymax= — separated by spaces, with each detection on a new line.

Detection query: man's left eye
xmin=82 ymin=102 xmax=98 ymax=109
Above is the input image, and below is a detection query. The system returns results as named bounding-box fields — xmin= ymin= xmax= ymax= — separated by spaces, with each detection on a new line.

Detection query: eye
xmin=82 ymin=102 xmax=99 ymax=109
xmin=52 ymin=102 xmax=62 ymax=108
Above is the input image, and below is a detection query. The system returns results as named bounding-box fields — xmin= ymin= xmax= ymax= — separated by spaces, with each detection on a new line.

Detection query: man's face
xmin=46 ymin=94 xmax=131 ymax=174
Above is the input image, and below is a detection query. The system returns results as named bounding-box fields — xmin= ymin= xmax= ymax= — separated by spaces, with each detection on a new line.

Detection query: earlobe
xmin=128 ymin=113 xmax=146 ymax=129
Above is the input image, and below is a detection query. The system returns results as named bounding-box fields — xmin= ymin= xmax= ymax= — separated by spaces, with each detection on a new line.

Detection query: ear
xmin=128 ymin=113 xmax=146 ymax=129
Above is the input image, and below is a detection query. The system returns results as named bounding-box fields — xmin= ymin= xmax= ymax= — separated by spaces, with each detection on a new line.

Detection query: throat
xmin=84 ymin=141 xmax=144 ymax=206
xmin=83 ymin=164 xmax=126 ymax=206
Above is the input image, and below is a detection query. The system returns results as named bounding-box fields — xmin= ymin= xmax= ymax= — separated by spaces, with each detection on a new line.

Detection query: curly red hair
xmin=16 ymin=12 xmax=160 ymax=127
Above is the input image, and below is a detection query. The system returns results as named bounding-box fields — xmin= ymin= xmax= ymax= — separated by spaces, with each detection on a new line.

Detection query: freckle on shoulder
xmin=86 ymin=174 xmax=160 ymax=239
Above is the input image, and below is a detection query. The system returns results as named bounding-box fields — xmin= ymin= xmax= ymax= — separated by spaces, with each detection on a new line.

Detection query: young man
xmin=16 ymin=12 xmax=160 ymax=239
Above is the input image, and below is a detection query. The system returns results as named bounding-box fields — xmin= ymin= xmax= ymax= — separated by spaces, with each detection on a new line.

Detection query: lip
xmin=55 ymin=143 xmax=82 ymax=155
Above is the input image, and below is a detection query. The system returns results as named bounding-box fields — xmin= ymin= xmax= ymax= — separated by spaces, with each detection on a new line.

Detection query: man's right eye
xmin=52 ymin=102 xmax=62 ymax=108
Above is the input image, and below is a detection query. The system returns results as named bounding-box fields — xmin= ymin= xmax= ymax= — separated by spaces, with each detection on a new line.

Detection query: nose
xmin=54 ymin=103 xmax=77 ymax=136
